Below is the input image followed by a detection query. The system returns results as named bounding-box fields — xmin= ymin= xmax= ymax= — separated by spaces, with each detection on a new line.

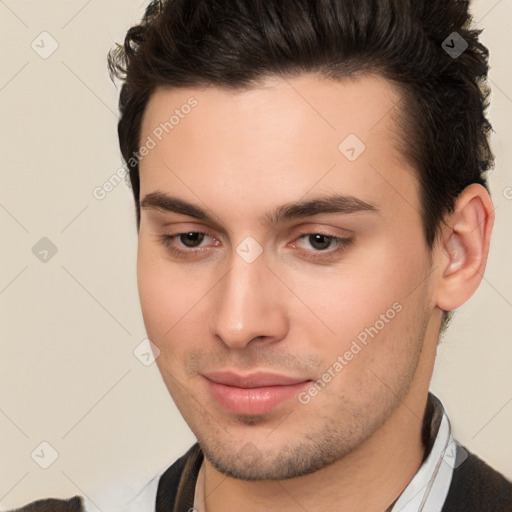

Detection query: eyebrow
xmin=140 ymin=191 xmax=379 ymax=226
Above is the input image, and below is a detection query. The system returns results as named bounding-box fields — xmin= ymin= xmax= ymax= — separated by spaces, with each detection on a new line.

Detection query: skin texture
xmin=136 ymin=73 xmax=494 ymax=512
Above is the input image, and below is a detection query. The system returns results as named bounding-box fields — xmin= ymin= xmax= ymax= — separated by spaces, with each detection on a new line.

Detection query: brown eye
xmin=306 ymin=234 xmax=335 ymax=251
xmin=158 ymin=231 xmax=215 ymax=259
xmin=179 ymin=232 xmax=206 ymax=247
xmin=293 ymin=232 xmax=354 ymax=261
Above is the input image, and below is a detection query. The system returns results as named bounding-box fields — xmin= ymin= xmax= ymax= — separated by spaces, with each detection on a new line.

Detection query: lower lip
xmin=204 ymin=378 xmax=310 ymax=415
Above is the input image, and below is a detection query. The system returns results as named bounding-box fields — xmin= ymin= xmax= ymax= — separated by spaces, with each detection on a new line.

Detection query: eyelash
xmin=157 ymin=231 xmax=354 ymax=261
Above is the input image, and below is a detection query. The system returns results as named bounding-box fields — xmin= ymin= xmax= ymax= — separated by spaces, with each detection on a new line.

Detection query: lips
xmin=203 ymin=371 xmax=311 ymax=415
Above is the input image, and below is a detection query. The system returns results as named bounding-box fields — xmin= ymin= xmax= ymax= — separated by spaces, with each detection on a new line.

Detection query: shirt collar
xmin=390 ymin=392 xmax=455 ymax=512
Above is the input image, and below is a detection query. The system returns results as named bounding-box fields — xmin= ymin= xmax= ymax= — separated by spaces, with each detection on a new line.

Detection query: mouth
xmin=202 ymin=370 xmax=312 ymax=415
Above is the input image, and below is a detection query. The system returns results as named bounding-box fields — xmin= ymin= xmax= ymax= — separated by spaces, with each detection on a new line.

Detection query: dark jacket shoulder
xmin=5 ymin=496 xmax=84 ymax=512
xmin=442 ymin=445 xmax=512 ymax=511
xmin=155 ymin=443 xmax=203 ymax=511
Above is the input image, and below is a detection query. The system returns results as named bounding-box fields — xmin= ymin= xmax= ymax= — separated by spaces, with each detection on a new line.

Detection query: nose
xmin=210 ymin=251 xmax=288 ymax=350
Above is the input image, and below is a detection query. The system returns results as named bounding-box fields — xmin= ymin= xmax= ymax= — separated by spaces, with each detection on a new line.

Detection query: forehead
xmin=138 ymin=73 xmax=418 ymax=227
xmin=141 ymin=72 xmax=406 ymax=150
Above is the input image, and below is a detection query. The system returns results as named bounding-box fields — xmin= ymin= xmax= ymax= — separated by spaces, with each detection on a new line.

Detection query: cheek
xmin=136 ymin=240 xmax=189 ymax=344
xmin=298 ymin=235 xmax=429 ymax=375
xmin=301 ymin=291 xmax=427 ymax=414
xmin=136 ymin=245 xmax=191 ymax=397
xmin=303 ymin=246 xmax=419 ymax=334
xmin=137 ymin=242 xmax=168 ymax=336
xmin=136 ymin=238 xmax=213 ymax=355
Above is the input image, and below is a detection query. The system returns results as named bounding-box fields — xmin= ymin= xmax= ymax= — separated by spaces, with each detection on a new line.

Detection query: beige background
xmin=0 ymin=0 xmax=511 ymax=510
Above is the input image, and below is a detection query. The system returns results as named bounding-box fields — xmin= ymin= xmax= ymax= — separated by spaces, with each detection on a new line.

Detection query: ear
xmin=434 ymin=183 xmax=495 ymax=312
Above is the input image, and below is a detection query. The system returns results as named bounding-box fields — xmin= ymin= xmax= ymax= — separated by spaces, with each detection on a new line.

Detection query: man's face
xmin=137 ymin=73 xmax=437 ymax=480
